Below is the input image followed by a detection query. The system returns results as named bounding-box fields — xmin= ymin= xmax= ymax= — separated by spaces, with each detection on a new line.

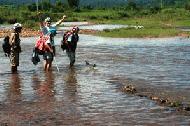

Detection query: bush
xmin=118 ymin=11 xmax=129 ymax=18
xmin=74 ymin=8 xmax=81 ymax=12
xmin=83 ymin=5 xmax=93 ymax=10
xmin=23 ymin=20 xmax=38 ymax=29
xmin=21 ymin=11 xmax=31 ymax=19
xmin=0 ymin=17 xmax=5 ymax=24
xmin=103 ymin=15 xmax=110 ymax=19
xmin=150 ymin=7 xmax=161 ymax=14
xmin=185 ymin=3 xmax=190 ymax=10
xmin=138 ymin=10 xmax=149 ymax=16
xmin=89 ymin=15 xmax=98 ymax=20
xmin=27 ymin=3 xmax=37 ymax=12
xmin=103 ymin=29 xmax=111 ymax=32
xmin=8 ymin=18 xmax=17 ymax=24
xmin=161 ymin=8 xmax=175 ymax=14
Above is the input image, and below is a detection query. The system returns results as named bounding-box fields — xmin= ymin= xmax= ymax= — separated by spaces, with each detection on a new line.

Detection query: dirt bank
xmin=0 ymin=28 xmax=189 ymax=39
xmin=0 ymin=28 xmax=97 ymax=38
xmin=0 ymin=28 xmax=39 ymax=38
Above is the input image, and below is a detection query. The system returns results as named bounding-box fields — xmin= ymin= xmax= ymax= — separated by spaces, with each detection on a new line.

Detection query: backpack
xmin=2 ymin=36 xmax=11 ymax=56
xmin=61 ymin=31 xmax=72 ymax=51
xmin=31 ymin=48 xmax=40 ymax=65
xmin=35 ymin=35 xmax=50 ymax=55
xmin=61 ymin=32 xmax=68 ymax=51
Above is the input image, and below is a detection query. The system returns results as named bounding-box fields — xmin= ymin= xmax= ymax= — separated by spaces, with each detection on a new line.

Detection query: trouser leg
xmin=52 ymin=46 xmax=56 ymax=56
xmin=70 ymin=52 xmax=75 ymax=66
xmin=67 ymin=51 xmax=75 ymax=67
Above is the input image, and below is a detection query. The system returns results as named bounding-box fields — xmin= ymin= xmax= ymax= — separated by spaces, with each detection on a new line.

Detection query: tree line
xmin=0 ymin=0 xmax=190 ymax=28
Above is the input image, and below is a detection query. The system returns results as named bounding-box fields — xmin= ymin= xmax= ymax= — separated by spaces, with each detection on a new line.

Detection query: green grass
xmin=96 ymin=27 xmax=188 ymax=38
xmin=71 ymin=9 xmax=119 ymax=21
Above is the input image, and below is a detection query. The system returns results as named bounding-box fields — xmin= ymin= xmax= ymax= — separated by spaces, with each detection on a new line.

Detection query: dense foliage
xmin=0 ymin=0 xmax=190 ymax=30
xmin=0 ymin=0 xmax=189 ymax=8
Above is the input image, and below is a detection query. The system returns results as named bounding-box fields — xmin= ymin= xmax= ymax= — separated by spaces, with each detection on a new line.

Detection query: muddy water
xmin=0 ymin=35 xmax=190 ymax=125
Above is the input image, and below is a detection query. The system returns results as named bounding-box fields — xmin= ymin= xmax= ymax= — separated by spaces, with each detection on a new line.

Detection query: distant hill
xmin=0 ymin=0 xmax=127 ymax=7
xmin=0 ymin=0 xmax=35 ymax=5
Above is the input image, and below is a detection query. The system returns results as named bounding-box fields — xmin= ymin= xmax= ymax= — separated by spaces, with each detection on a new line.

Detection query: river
xmin=0 ymin=26 xmax=190 ymax=125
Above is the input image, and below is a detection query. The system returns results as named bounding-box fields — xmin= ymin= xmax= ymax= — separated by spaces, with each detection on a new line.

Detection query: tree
xmin=41 ymin=0 xmax=52 ymax=11
xmin=53 ymin=0 xmax=65 ymax=12
xmin=160 ymin=0 xmax=163 ymax=8
xmin=67 ymin=0 xmax=80 ymax=8
xmin=127 ymin=0 xmax=137 ymax=10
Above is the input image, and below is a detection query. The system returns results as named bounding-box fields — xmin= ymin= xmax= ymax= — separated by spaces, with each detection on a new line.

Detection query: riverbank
xmin=1 ymin=18 xmax=190 ymax=38
xmin=96 ymin=27 xmax=190 ymax=38
xmin=0 ymin=28 xmax=190 ymax=38
xmin=1 ymin=5 xmax=190 ymax=39
xmin=0 ymin=28 xmax=98 ymax=38
xmin=0 ymin=28 xmax=39 ymax=38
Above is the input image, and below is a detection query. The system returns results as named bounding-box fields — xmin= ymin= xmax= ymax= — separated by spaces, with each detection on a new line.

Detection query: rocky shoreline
xmin=109 ymin=77 xmax=190 ymax=115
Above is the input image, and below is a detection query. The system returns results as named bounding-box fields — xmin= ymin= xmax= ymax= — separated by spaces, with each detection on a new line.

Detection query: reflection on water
xmin=33 ymin=71 xmax=55 ymax=97
xmin=0 ymin=35 xmax=190 ymax=125
xmin=64 ymin=67 xmax=78 ymax=97
xmin=8 ymin=73 xmax=22 ymax=102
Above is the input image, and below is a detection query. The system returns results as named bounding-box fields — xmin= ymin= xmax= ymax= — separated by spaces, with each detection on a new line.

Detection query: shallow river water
xmin=0 ymin=34 xmax=190 ymax=125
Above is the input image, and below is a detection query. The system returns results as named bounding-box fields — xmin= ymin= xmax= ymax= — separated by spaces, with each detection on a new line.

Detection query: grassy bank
xmin=1 ymin=5 xmax=190 ymax=38
xmin=96 ymin=28 xmax=182 ymax=38
xmin=95 ymin=17 xmax=190 ymax=38
xmin=70 ymin=8 xmax=190 ymax=38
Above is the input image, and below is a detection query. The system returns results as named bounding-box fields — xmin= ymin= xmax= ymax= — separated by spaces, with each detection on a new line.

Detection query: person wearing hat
xmin=40 ymin=15 xmax=66 ymax=71
xmin=61 ymin=26 xmax=79 ymax=67
xmin=9 ymin=23 xmax=22 ymax=73
xmin=40 ymin=15 xmax=66 ymax=54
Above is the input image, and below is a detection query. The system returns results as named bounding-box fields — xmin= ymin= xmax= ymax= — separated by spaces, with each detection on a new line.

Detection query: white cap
xmin=45 ymin=17 xmax=51 ymax=22
xmin=13 ymin=23 xmax=22 ymax=29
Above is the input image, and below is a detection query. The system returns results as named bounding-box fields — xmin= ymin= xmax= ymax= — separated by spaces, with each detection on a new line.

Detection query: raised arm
xmin=55 ymin=15 xmax=67 ymax=26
